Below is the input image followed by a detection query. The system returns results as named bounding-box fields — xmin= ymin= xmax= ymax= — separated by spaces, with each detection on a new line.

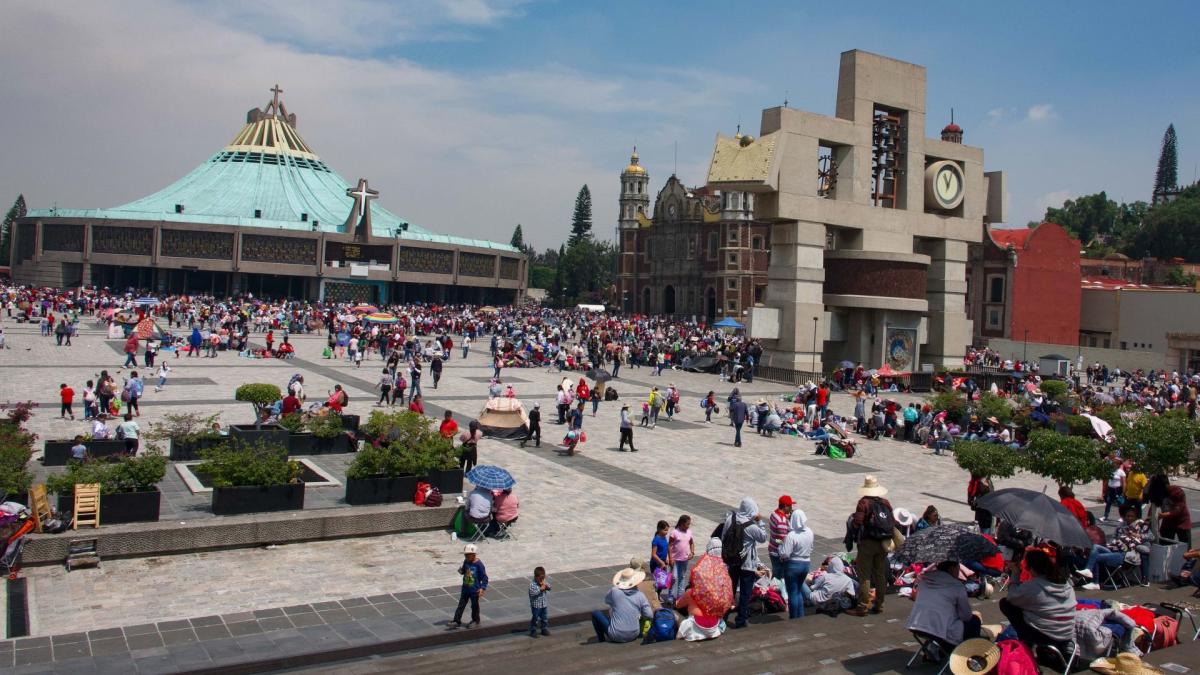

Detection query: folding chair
xmin=1159 ymin=601 xmax=1200 ymax=641
xmin=1034 ymin=640 xmax=1078 ymax=673
xmin=1098 ymin=562 xmax=1129 ymax=590
xmin=465 ymin=515 xmax=491 ymax=543
xmin=906 ymin=631 xmax=950 ymax=675
xmin=493 ymin=518 xmax=517 ymax=541
xmin=73 ymin=484 xmax=101 ymax=529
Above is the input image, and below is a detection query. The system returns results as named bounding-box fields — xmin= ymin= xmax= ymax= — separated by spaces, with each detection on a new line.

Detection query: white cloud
xmin=986 ymin=107 xmax=1012 ymax=125
xmin=1032 ymin=190 xmax=1072 ymax=220
xmin=0 ymin=1 xmax=725 ymax=250
xmin=1026 ymin=103 xmax=1056 ymax=123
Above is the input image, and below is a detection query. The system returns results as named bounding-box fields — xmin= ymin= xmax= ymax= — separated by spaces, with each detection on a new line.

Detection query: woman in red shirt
xmin=408 ymin=394 xmax=425 ymax=414
xmin=1057 ymin=486 xmax=1088 ymax=528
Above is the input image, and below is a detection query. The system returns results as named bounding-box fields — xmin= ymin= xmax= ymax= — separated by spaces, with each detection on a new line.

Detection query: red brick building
xmin=966 ymin=222 xmax=1081 ymax=345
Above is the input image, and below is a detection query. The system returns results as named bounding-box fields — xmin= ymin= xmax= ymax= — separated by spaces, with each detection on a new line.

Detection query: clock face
xmin=924 ymin=160 xmax=965 ymax=211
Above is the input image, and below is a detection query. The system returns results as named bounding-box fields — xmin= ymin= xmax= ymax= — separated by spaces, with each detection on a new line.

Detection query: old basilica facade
xmin=615 ymin=150 xmax=770 ymax=322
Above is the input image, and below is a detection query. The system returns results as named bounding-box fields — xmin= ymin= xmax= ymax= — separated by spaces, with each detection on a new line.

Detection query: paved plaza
xmin=1 ymin=321 xmax=1199 ymax=672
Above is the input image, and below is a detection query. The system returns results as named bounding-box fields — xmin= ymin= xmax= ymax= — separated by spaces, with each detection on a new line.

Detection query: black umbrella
xmin=893 ymin=524 xmax=999 ymax=564
xmin=585 ymin=368 xmax=612 ymax=382
xmin=974 ymin=488 xmax=1092 ymax=549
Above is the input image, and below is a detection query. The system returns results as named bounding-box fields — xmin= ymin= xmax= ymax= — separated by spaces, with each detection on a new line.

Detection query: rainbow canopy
xmin=350 ymin=304 xmax=379 ymax=314
xmin=364 ymin=312 xmax=399 ymax=324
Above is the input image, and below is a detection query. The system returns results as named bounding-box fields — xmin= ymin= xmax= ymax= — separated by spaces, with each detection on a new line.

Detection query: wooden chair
xmin=27 ymin=484 xmax=54 ymax=534
xmin=73 ymin=484 xmax=101 ymax=529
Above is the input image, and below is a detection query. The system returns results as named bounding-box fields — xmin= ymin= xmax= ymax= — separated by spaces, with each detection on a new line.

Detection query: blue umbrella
xmin=465 ymin=465 xmax=516 ymax=490
xmin=713 ymin=317 xmax=744 ymax=329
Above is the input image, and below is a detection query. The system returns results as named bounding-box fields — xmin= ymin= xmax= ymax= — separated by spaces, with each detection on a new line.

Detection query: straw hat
xmin=949 ymin=639 xmax=1000 ymax=675
xmin=1089 ymin=653 xmax=1165 ymax=675
xmin=757 ymin=398 xmax=768 ymax=405
xmin=893 ymin=507 xmax=916 ymax=528
xmin=462 ymin=544 xmax=478 ymax=554
xmin=858 ymin=475 xmax=888 ymax=497
xmin=986 ymin=416 xmax=1000 ymax=425
xmin=613 ymin=567 xmax=646 ymax=590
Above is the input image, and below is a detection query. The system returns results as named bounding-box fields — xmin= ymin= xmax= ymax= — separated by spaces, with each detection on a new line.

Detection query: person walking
xmin=846 ymin=476 xmax=894 ymax=616
xmin=59 ymin=383 xmax=76 ymax=420
xmin=459 ymin=420 xmax=482 ymax=472
xmin=461 ymin=334 xmax=471 ymax=359
xmin=155 ymin=362 xmax=171 ymax=392
xmin=123 ymin=333 xmax=139 ymax=367
xmin=618 ymin=402 xmax=636 ymax=452
xmin=124 ymin=371 xmax=144 ymax=417
xmin=376 ymin=368 xmax=392 ymax=406
xmin=431 ymin=355 xmax=443 ymax=389
xmin=520 ymin=403 xmax=541 ymax=448
xmin=728 ymin=394 xmax=748 ymax=447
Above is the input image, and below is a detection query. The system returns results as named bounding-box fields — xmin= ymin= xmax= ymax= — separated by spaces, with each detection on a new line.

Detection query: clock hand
xmin=943 ymin=173 xmax=951 ymax=190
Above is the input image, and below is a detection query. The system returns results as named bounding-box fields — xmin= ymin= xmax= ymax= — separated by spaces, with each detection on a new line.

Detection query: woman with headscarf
xmin=721 ymin=497 xmax=768 ymax=629
xmin=778 ymin=510 xmax=813 ymax=619
xmin=1160 ymin=485 xmax=1192 ymax=547
xmin=806 ymin=557 xmax=857 ymax=612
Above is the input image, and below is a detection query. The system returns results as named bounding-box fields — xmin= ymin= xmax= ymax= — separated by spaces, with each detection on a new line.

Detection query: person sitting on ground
xmin=906 ymin=560 xmax=983 ymax=648
xmin=626 ymin=559 xmax=662 ymax=612
xmin=806 ymin=556 xmax=857 ymax=613
xmin=591 ymin=567 xmax=655 ymax=644
xmin=281 ymin=390 xmax=302 ymax=416
xmin=917 ymin=505 xmax=940 ymax=530
xmin=999 ymin=548 xmax=1077 ymax=648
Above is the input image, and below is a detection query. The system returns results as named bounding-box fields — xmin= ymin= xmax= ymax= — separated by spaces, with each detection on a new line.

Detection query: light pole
xmin=812 ymin=316 xmax=819 ymax=374
xmin=1023 ymin=328 xmax=1029 ymax=364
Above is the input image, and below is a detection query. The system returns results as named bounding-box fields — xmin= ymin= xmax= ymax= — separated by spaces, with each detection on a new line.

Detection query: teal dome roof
xmin=28 ymin=87 xmax=517 ymax=252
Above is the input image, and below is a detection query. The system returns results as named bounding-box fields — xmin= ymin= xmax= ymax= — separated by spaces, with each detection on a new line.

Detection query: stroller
xmin=1 ymin=517 xmax=34 ymax=580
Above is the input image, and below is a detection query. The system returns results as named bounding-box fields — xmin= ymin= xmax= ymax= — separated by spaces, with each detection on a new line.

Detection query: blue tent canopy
xmin=713 ymin=317 xmax=744 ymax=329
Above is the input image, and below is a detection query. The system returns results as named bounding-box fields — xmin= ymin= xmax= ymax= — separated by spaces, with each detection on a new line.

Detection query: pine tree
xmin=0 ymin=194 xmax=26 ymax=264
xmin=509 ymin=223 xmax=524 ymax=249
xmin=569 ymin=185 xmax=593 ymax=246
xmin=1154 ymin=124 xmax=1178 ymax=196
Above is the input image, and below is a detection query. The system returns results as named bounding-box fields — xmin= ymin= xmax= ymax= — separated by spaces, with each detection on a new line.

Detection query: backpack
xmin=414 ymin=481 xmax=431 ymax=505
xmin=861 ymin=498 xmax=896 ymax=540
xmin=651 ymin=608 xmax=677 ymax=642
xmin=995 ymin=639 xmax=1038 ymax=675
xmin=721 ymin=511 xmax=747 ymax=567
xmin=1152 ymin=615 xmax=1180 ymax=650
xmin=424 ymin=487 xmax=443 ymax=508
xmin=670 ymin=390 xmax=680 ymax=404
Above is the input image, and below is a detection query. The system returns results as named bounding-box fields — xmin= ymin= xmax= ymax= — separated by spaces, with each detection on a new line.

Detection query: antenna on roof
xmin=951 ymin=107 xmax=955 ymax=125
xmin=673 ymin=141 xmax=678 ymax=176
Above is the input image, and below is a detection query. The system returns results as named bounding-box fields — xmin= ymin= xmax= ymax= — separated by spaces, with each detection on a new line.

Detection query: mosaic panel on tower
xmin=92 ymin=226 xmax=153 ymax=256
xmin=397 ymin=247 xmax=454 ymax=275
xmin=241 ymin=234 xmax=318 ymax=265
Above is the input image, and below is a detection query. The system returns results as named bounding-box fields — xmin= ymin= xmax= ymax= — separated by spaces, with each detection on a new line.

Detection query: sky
xmin=1 ymin=0 xmax=1197 ymax=250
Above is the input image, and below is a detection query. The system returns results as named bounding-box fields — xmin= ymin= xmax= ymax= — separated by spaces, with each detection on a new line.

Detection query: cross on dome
xmin=347 ymin=178 xmax=379 ymax=217
xmin=270 ymin=84 xmax=283 ymax=108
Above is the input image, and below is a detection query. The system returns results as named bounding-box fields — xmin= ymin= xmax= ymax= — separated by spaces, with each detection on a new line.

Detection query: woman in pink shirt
xmin=492 ymin=489 xmax=519 ymax=524
xmin=667 ymin=515 xmax=695 ymax=602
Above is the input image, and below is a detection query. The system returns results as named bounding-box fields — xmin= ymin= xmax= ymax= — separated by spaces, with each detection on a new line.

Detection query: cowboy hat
xmin=893 ymin=507 xmax=916 ymax=528
xmin=756 ymin=398 xmax=768 ymax=405
xmin=949 ymin=639 xmax=1001 ymax=675
xmin=858 ymin=475 xmax=887 ymax=497
xmin=613 ymin=567 xmax=646 ymax=590
xmin=1089 ymin=653 xmax=1165 ymax=675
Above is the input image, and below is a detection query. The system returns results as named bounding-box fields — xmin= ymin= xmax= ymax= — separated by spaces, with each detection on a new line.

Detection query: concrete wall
xmin=1115 ymin=289 xmax=1200 ymax=350
xmin=985 ymin=337 xmax=1168 ymax=372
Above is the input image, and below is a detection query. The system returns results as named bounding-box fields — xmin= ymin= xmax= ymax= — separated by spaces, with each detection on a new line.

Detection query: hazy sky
xmin=1 ymin=1 xmax=1196 ymax=249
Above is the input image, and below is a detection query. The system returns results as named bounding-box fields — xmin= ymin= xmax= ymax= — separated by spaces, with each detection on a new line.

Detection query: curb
xmin=184 ymin=609 xmax=597 ymax=674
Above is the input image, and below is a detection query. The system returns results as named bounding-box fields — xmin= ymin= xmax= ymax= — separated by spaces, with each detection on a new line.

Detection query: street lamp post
xmin=812 ymin=316 xmax=819 ymax=374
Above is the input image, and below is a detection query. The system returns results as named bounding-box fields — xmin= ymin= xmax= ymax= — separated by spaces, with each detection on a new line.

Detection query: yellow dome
xmin=623 ymin=148 xmax=646 ymax=175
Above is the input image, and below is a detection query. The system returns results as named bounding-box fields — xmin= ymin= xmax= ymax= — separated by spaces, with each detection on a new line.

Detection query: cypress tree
xmin=509 ymin=223 xmax=524 ymax=249
xmin=0 ymin=194 xmax=27 ymax=263
xmin=569 ymin=185 xmax=593 ymax=246
xmin=1154 ymin=124 xmax=1178 ymax=196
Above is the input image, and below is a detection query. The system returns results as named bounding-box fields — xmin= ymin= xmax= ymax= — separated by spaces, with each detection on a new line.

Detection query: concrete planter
xmin=340 ymin=414 xmax=361 ymax=436
xmin=344 ymin=475 xmax=418 ymax=505
xmin=427 ymin=468 xmax=464 ymax=494
xmin=56 ymin=489 xmax=161 ymax=524
xmin=168 ymin=436 xmax=224 ymax=461
xmin=211 ymin=483 xmax=304 ymax=515
xmin=286 ymin=432 xmax=317 ymax=455
xmin=228 ymin=424 xmax=289 ymax=448
xmin=43 ymin=439 xmax=127 ymax=466
xmin=313 ymin=433 xmax=354 ymax=454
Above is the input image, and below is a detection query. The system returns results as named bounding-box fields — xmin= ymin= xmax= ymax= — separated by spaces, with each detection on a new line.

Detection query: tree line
xmin=510 ymin=185 xmax=616 ymax=307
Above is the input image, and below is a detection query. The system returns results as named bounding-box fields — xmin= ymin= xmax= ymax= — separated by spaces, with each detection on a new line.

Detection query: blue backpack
xmin=651 ymin=608 xmax=677 ymax=642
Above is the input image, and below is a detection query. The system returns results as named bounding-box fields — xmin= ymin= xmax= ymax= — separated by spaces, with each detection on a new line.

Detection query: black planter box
xmin=56 ymin=489 xmax=161 ymax=524
xmin=345 ymin=474 xmax=418 ymax=505
xmin=229 ymin=424 xmax=289 ymax=448
xmin=43 ymin=439 xmax=128 ymax=466
xmin=313 ymin=434 xmax=353 ymax=454
xmin=286 ymin=432 xmax=317 ymax=455
xmin=427 ymin=468 xmax=464 ymax=494
xmin=340 ymin=414 xmax=361 ymax=435
xmin=211 ymin=483 xmax=304 ymax=515
xmin=169 ymin=436 xmax=225 ymax=461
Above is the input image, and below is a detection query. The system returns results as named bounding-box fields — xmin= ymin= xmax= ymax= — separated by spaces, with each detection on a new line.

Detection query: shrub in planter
xmin=45 ymin=449 xmax=167 ymax=523
xmin=927 ymin=390 xmax=968 ymax=422
xmin=145 ymin=412 xmax=225 ymax=461
xmin=951 ymin=439 xmax=1024 ymax=480
xmin=0 ymin=423 xmax=36 ymax=497
xmin=971 ymin=393 xmax=1015 ymax=425
xmin=276 ymin=413 xmax=306 ymax=434
xmin=1024 ymin=429 xmax=1109 ymax=487
xmin=196 ymin=440 xmax=305 ymax=515
xmin=307 ymin=412 xmax=351 ymax=453
xmin=1064 ymin=414 xmax=1096 ymax=437
xmin=234 ymin=383 xmax=282 ymax=422
xmin=1040 ymin=379 xmax=1070 ymax=404
xmin=345 ymin=410 xmax=453 ymax=503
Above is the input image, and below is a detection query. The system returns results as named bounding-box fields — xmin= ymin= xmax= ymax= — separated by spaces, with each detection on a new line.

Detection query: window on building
xmin=727 ymin=278 xmax=737 ymax=290
xmin=687 ymin=236 xmax=696 ymax=259
xmin=727 ymin=300 xmax=738 ymax=312
xmin=1103 ymin=339 xmax=1110 ymax=348
xmin=1120 ymin=341 xmax=1127 ymax=350
xmin=731 ymin=193 xmax=741 ymax=210
xmin=986 ymin=308 xmax=1002 ymax=330
xmin=1089 ymin=337 xmax=1097 ymax=347
xmin=987 ymin=275 xmax=1005 ymax=303
xmin=727 ymin=252 xmax=738 ymax=267
xmin=707 ymin=232 xmax=717 ymax=259
xmin=754 ymin=285 xmax=766 ymax=304
xmin=752 ymin=236 xmax=763 ymax=250
xmin=728 ymin=228 xmax=739 ymax=245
